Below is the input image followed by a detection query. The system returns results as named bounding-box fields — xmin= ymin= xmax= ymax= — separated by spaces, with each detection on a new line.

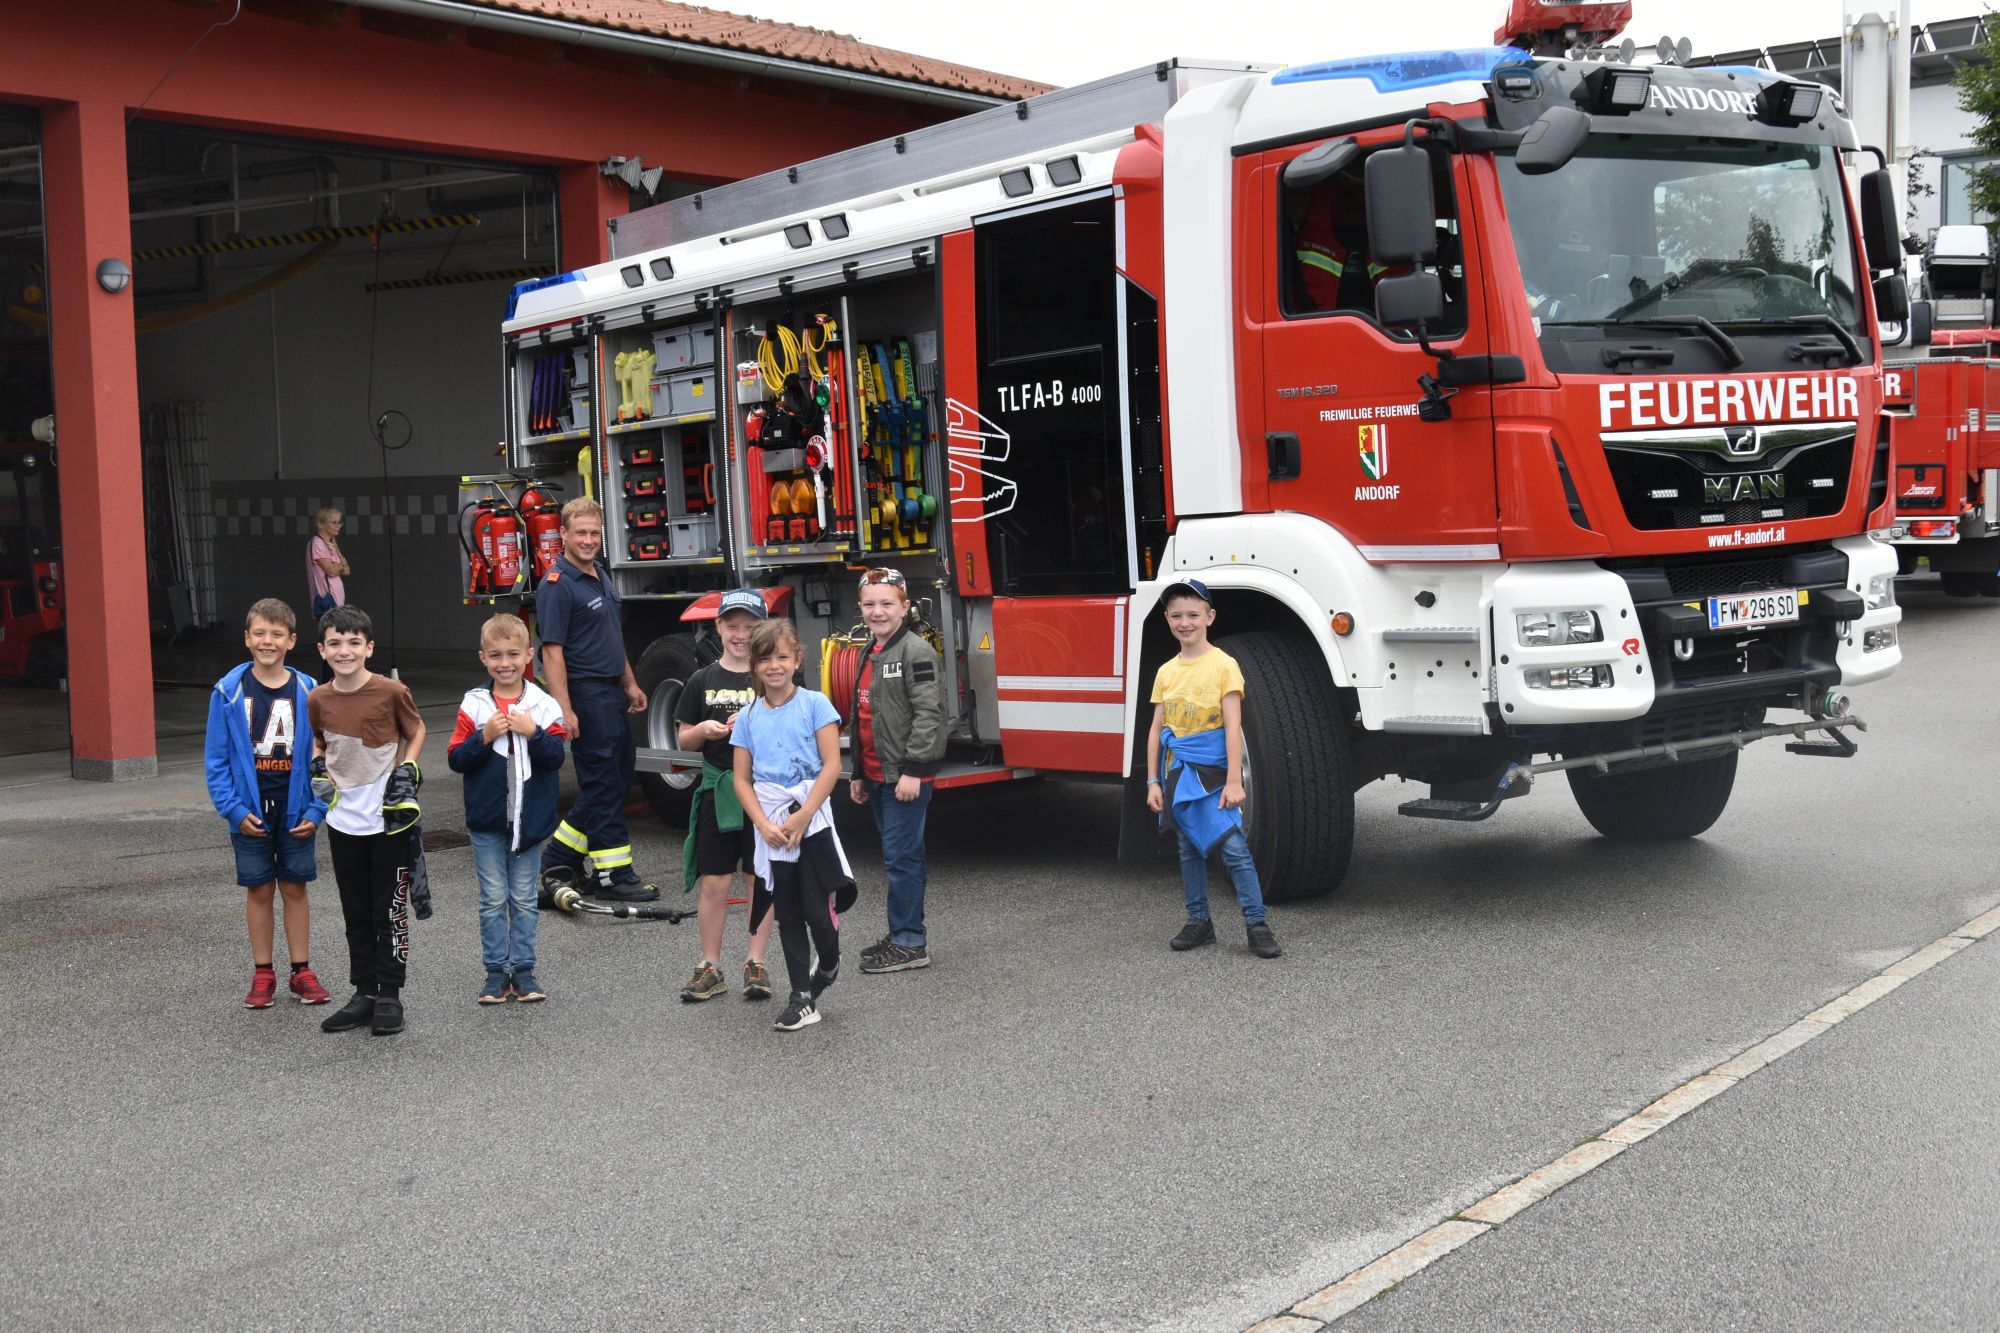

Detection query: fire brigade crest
xmin=1358 ymin=424 xmax=1388 ymax=480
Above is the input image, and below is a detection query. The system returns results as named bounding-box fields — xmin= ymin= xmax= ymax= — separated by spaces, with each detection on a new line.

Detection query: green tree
xmin=1953 ymin=18 xmax=2000 ymax=223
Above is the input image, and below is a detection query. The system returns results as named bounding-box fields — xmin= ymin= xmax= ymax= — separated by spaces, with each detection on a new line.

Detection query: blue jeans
xmin=230 ymin=822 xmax=318 ymax=888
xmin=864 ymin=779 xmax=932 ymax=947
xmin=1177 ymin=826 xmax=1266 ymax=925
xmin=471 ymin=830 xmax=540 ymax=974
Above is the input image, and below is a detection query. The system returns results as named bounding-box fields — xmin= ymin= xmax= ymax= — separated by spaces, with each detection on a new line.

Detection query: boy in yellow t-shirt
xmin=1144 ymin=580 xmax=1281 ymax=959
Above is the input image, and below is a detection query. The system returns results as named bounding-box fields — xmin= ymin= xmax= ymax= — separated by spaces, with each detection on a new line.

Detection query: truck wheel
xmin=1567 ymin=752 xmax=1737 ymax=841
xmin=1939 ymin=571 xmax=1983 ymax=598
xmin=633 ymin=633 xmax=701 ymax=827
xmin=1218 ymin=630 xmax=1353 ymax=902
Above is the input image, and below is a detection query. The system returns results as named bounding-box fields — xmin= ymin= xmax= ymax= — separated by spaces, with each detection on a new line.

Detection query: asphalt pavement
xmin=2 ymin=582 xmax=1995 ymax=1330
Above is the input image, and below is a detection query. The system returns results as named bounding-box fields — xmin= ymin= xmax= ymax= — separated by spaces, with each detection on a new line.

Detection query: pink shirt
xmin=308 ymin=535 xmax=344 ymax=606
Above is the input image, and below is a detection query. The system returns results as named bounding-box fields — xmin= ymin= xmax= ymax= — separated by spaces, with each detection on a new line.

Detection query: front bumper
xmin=1490 ymin=537 xmax=1901 ymax=725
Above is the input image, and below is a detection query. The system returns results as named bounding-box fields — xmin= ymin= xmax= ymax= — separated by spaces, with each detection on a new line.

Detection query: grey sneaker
xmin=1169 ymin=918 xmax=1215 ymax=951
xmin=857 ymin=935 xmax=894 ymax=966
xmin=860 ymin=941 xmax=928 ymax=974
xmin=680 ymin=962 xmax=727 ymax=1003
xmin=1246 ymin=921 xmax=1282 ymax=959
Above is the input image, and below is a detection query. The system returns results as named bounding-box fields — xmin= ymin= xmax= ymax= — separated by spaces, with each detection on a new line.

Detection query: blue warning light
xmin=506 ymin=270 xmax=581 ymax=320
xmin=1275 ymin=46 xmax=1521 ymax=94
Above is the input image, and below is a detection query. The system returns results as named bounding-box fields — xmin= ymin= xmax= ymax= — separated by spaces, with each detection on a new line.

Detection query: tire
xmin=632 ymin=633 xmax=702 ymax=827
xmin=1217 ymin=630 xmax=1353 ymax=902
xmin=1940 ymin=571 xmax=1983 ymax=598
xmin=1567 ymin=751 xmax=1738 ymax=841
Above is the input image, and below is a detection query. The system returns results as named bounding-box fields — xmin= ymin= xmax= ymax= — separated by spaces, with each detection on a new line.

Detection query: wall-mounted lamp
xmin=96 ymin=258 xmax=131 ymax=294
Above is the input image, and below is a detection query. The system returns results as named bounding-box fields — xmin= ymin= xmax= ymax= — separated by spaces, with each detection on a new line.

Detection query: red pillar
xmin=558 ymin=164 xmax=627 ymax=270
xmin=43 ymin=99 xmax=156 ymax=781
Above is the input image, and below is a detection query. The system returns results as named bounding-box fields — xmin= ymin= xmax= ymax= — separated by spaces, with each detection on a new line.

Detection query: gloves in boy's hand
xmin=381 ymin=760 xmax=422 ymax=835
xmin=408 ymin=834 xmax=433 ymax=921
xmin=309 ymin=756 xmax=338 ymax=808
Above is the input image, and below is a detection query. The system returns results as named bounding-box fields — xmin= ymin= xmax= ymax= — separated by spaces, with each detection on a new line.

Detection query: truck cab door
xmin=1250 ymin=140 xmax=1500 ymax=559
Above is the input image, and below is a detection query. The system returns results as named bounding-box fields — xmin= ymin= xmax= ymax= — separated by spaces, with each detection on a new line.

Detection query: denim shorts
xmin=230 ymin=824 xmax=319 ymax=888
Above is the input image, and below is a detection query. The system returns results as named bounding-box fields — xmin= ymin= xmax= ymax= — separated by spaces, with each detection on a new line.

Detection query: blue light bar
xmin=1275 ymin=46 xmax=1520 ymax=93
xmin=506 ymin=270 xmax=580 ymax=320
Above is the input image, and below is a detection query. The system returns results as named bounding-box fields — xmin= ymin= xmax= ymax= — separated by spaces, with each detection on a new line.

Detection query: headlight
xmin=1865 ymin=573 xmax=1895 ymax=611
xmin=1517 ymin=610 xmax=1602 ymax=646
xmin=1864 ymin=626 xmax=1898 ymax=652
xmin=1523 ymin=665 xmax=1614 ymax=689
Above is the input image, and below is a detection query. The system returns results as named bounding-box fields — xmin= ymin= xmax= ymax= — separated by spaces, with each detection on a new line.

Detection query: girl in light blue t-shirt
xmin=731 ymin=619 xmax=851 ymax=1032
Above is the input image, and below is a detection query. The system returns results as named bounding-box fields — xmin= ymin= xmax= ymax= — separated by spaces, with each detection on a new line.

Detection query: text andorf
xmin=1599 ymin=376 xmax=1860 ymax=430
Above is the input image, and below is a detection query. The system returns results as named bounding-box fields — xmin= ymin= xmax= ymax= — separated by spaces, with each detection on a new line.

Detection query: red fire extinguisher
xmin=518 ymin=486 xmax=564 ymax=582
xmin=462 ymin=498 xmax=522 ymax=595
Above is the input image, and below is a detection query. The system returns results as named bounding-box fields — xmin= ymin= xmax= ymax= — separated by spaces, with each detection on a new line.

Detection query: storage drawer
xmin=652 ymin=325 xmax=716 ymax=371
xmin=649 ymin=369 xmax=715 ymax=418
xmin=669 ymin=515 xmax=718 ymax=558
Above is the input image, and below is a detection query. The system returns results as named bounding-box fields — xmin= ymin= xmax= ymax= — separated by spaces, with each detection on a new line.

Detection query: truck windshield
xmin=1497 ymin=138 xmax=1864 ymax=335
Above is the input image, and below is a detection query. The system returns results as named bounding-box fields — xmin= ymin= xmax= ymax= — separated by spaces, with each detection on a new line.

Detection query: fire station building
xmin=2 ymin=0 xmax=1037 ymax=779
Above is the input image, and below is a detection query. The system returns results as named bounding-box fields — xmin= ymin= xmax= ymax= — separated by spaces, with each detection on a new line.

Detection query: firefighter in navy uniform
xmin=536 ymin=497 xmax=658 ymax=902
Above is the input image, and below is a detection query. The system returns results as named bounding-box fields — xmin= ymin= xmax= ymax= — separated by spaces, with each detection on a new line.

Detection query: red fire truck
xmin=1878 ymin=347 xmax=2000 ymax=597
xmin=471 ymin=1 xmax=1906 ymax=902
xmin=1877 ymin=220 xmax=2000 ymax=596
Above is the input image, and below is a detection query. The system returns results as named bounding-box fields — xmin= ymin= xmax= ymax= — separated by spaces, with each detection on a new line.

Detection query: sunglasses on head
xmin=861 ymin=567 xmax=907 ymax=590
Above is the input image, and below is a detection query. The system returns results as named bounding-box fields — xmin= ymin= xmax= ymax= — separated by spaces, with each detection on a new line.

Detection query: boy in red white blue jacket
xmin=447 ymin=614 xmax=567 ymax=1004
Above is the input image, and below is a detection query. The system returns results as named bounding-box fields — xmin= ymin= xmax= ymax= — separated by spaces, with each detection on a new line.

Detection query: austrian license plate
xmin=1706 ymin=588 xmax=1803 ymax=630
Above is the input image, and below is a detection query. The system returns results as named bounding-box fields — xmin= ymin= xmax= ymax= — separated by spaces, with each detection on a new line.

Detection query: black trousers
xmin=541 ymin=678 xmax=639 ymax=884
xmin=329 ymin=828 xmax=416 ymax=996
xmin=769 ymin=842 xmax=842 ymax=999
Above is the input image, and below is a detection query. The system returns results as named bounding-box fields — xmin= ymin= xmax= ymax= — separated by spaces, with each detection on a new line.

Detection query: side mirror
xmin=1284 ymin=138 xmax=1359 ymax=191
xmin=1874 ymin=272 xmax=1910 ymax=325
xmin=1366 ymin=143 xmax=1439 ymax=265
xmin=1376 ymin=271 xmax=1445 ymax=331
xmin=1515 ymin=106 xmax=1592 ymax=176
xmin=1908 ymin=297 xmax=1933 ymax=347
xmin=1860 ymin=168 xmax=1900 ymax=273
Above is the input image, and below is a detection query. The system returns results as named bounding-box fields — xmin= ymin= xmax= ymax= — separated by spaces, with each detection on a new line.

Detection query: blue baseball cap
xmin=717 ymin=588 xmax=769 ymax=620
xmin=1161 ymin=578 xmax=1213 ymax=606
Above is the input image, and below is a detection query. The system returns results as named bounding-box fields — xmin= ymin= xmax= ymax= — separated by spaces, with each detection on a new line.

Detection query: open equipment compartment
xmin=599 ymin=315 xmax=727 ymax=573
xmin=843 ymin=270 xmax=945 ymax=559
xmin=509 ymin=326 xmax=594 ymax=456
xmin=730 ymin=299 xmax=856 ymax=567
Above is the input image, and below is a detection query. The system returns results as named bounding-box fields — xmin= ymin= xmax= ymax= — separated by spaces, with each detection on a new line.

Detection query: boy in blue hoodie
xmin=447 ymin=613 xmax=568 ymax=1004
xmin=205 ymin=597 xmax=332 ymax=1008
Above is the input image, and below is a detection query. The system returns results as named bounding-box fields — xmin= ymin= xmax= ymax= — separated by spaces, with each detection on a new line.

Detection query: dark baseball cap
xmin=717 ymin=588 xmax=769 ymax=620
xmin=1160 ymin=578 xmax=1213 ymax=606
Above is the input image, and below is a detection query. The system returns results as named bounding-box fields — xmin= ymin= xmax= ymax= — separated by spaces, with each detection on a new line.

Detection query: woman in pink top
xmin=308 ymin=507 xmax=349 ymax=623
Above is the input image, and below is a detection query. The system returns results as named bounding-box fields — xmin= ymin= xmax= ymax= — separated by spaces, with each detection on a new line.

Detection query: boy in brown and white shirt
xmin=308 ymin=605 xmax=426 ymax=1036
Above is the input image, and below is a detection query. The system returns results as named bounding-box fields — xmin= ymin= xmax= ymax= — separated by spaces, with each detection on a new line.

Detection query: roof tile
xmin=461 ymin=0 xmax=1050 ymax=99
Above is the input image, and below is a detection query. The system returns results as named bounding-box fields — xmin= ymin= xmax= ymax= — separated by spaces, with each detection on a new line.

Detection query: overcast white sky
xmin=736 ymin=0 xmax=1982 ymax=89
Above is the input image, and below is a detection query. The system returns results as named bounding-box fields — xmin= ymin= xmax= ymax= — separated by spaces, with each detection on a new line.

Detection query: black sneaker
xmin=1246 ymin=921 xmax=1282 ymax=959
xmin=773 ymin=992 xmax=820 ymax=1031
xmin=370 ymin=997 xmax=405 ymax=1036
xmin=596 ymin=877 xmax=661 ymax=904
xmin=810 ymin=967 xmax=838 ymax=1000
xmin=860 ymin=941 xmax=928 ymax=974
xmin=1169 ymin=918 xmax=1216 ymax=951
xmin=857 ymin=935 xmax=893 ymax=966
xmin=321 ymin=991 xmax=374 ymax=1033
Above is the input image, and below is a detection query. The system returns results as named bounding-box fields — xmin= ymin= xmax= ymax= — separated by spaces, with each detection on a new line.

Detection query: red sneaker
xmin=245 ymin=970 xmax=278 ymax=1009
xmin=288 ymin=967 xmax=331 ymax=1005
